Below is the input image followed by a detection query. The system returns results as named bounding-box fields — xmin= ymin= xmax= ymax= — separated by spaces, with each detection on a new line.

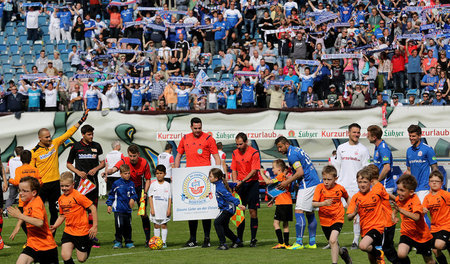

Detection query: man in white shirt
xmin=23 ymin=6 xmax=41 ymax=42
xmin=157 ymin=143 xmax=174 ymax=183
xmin=4 ymin=146 xmax=24 ymax=209
xmin=335 ymin=123 xmax=370 ymax=249
xmin=104 ymin=140 xmax=123 ymax=192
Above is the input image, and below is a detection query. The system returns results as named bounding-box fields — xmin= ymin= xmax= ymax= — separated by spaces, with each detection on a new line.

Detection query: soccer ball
xmin=148 ymin=236 xmax=163 ymax=250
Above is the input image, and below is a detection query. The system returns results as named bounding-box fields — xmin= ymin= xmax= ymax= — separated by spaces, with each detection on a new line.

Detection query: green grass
xmin=0 ymin=200 xmax=440 ymax=263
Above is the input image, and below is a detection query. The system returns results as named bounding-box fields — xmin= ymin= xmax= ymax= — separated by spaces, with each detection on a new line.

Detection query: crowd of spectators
xmin=0 ymin=0 xmax=449 ymax=113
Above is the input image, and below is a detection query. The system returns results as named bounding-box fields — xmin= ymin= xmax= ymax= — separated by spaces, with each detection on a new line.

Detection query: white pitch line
xmin=72 ymin=228 xmax=403 ymax=262
xmin=72 ymin=230 xmax=376 ymax=262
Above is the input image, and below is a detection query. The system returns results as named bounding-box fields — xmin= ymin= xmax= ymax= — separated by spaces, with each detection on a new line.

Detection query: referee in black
xmin=67 ymin=124 xmax=105 ymax=247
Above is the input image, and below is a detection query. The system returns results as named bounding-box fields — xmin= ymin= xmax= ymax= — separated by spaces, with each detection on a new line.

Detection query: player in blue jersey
xmin=275 ymin=136 xmax=321 ymax=250
xmin=367 ymin=125 xmax=395 ymax=193
xmin=367 ymin=125 xmax=399 ymax=263
xmin=405 ymin=124 xmax=438 ymax=227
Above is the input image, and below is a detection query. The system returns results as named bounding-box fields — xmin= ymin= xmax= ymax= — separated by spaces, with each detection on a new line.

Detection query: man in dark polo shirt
xmin=67 ymin=124 xmax=105 ymax=247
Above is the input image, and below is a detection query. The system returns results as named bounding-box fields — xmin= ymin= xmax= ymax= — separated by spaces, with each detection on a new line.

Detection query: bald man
xmin=30 ymin=110 xmax=89 ymax=226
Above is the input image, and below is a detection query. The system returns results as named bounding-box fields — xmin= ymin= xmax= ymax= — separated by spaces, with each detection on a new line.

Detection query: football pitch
xmin=0 ymin=201 xmax=434 ymax=264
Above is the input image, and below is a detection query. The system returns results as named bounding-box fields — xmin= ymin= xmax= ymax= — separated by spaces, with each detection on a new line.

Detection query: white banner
xmin=172 ymin=166 xmax=220 ymax=221
xmin=157 ymin=128 xmax=450 ymax=141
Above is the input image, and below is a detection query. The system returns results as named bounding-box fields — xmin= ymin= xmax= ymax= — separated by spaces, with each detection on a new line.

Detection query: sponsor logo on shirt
xmin=40 ymin=149 xmax=56 ymax=160
xmin=78 ymin=154 xmax=97 ymax=159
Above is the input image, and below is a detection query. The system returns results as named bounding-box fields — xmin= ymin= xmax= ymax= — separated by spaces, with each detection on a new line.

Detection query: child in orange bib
xmin=50 ymin=172 xmax=98 ymax=264
xmin=260 ymin=159 xmax=293 ymax=249
xmin=312 ymin=165 xmax=352 ymax=264
xmin=8 ymin=176 xmax=58 ymax=264
xmin=422 ymin=170 xmax=450 ymax=264
xmin=393 ymin=174 xmax=434 ymax=264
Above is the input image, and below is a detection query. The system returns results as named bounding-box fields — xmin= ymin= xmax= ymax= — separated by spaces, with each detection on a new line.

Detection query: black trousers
xmin=214 ymin=210 xmax=238 ymax=245
xmin=114 ymin=212 xmax=132 ymax=243
xmin=39 ymin=180 xmax=60 ymax=225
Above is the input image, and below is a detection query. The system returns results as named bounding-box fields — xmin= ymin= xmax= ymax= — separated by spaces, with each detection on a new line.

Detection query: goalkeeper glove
xmin=78 ymin=109 xmax=89 ymax=125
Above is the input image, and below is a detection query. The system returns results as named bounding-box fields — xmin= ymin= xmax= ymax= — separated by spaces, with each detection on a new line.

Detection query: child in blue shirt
xmin=106 ymin=164 xmax=138 ymax=249
xmin=209 ymin=168 xmax=245 ymax=250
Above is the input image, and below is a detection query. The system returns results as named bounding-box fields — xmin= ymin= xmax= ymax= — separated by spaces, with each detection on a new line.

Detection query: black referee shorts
xmin=237 ymin=181 xmax=260 ymax=210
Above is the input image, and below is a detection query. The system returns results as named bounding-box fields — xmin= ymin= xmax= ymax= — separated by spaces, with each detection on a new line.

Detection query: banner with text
xmin=172 ymin=166 xmax=220 ymax=221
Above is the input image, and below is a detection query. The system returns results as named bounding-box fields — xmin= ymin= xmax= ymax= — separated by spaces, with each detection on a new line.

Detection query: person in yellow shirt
xmin=30 ymin=110 xmax=89 ymax=227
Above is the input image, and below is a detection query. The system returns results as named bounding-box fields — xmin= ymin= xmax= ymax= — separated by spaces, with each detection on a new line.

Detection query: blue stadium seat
xmin=41 ymin=26 xmax=49 ymax=35
xmin=60 ymin=51 xmax=69 ymax=62
xmin=58 ymin=42 xmax=67 ymax=51
xmin=9 ymin=43 xmax=19 ymax=53
xmin=16 ymin=69 xmax=25 ymax=76
xmin=0 ymin=33 xmax=5 ymax=43
xmin=209 ymin=73 xmax=220 ymax=81
xmin=17 ymin=26 xmax=26 ymax=34
xmin=48 ymin=53 xmax=54 ymax=60
xmin=2 ymin=63 xmax=11 ymax=72
xmin=38 ymin=15 xmax=47 ymax=26
xmin=43 ymin=34 xmax=51 ymax=43
xmin=45 ymin=44 xmax=55 ymax=53
xmin=207 ymin=68 xmax=213 ymax=76
xmin=19 ymin=34 xmax=28 ymax=43
xmin=34 ymin=43 xmax=43 ymax=53
xmin=26 ymin=62 xmax=35 ymax=72
xmin=11 ymin=56 xmax=22 ymax=65
xmin=23 ymin=53 xmax=33 ymax=62
xmin=5 ymin=25 xmax=15 ymax=36
xmin=7 ymin=35 xmax=16 ymax=45
xmin=0 ymin=42 xmax=6 ymax=52
xmin=4 ymin=72 xmax=13 ymax=81
xmin=0 ymin=54 xmax=9 ymax=63
xmin=382 ymin=93 xmax=390 ymax=102
xmin=17 ymin=21 xmax=25 ymax=27
xmin=21 ymin=44 xmax=31 ymax=54
xmin=63 ymin=62 xmax=71 ymax=72
xmin=69 ymin=40 xmax=77 ymax=48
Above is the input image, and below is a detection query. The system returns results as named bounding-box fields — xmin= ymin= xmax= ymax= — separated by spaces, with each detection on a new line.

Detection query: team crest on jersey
xmin=355 ymin=152 xmax=358 ymax=156
xmin=197 ymin=149 xmax=203 ymax=154
xmin=181 ymin=171 xmax=212 ymax=205
xmin=418 ymin=151 xmax=423 ymax=157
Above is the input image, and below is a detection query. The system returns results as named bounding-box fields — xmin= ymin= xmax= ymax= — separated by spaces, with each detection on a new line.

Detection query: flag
xmin=77 ymin=178 xmax=96 ymax=195
xmin=195 ymin=69 xmax=209 ymax=88
xmin=138 ymin=189 xmax=146 ymax=216
xmin=231 ymin=192 xmax=245 ymax=227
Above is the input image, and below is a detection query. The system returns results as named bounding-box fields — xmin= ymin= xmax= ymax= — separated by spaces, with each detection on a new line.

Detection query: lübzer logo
xmin=181 ymin=172 xmax=213 ymax=205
